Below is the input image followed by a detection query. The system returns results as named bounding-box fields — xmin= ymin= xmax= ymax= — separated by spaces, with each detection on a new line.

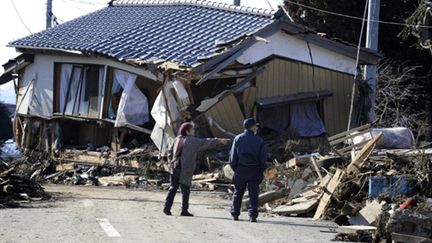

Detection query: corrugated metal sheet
xmin=10 ymin=1 xmax=273 ymax=68
xmin=204 ymin=93 xmax=244 ymax=138
xmin=255 ymin=58 xmax=354 ymax=135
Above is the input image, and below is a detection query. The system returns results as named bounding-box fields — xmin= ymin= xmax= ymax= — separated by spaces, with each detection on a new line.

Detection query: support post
xmin=364 ymin=0 xmax=380 ymax=123
xmin=46 ymin=0 xmax=53 ymax=29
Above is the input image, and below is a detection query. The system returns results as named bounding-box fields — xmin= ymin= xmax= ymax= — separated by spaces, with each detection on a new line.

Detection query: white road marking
xmin=96 ymin=218 xmax=121 ymax=237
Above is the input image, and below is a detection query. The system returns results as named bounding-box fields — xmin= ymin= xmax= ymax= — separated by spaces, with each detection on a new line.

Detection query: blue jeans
xmin=164 ymin=173 xmax=190 ymax=213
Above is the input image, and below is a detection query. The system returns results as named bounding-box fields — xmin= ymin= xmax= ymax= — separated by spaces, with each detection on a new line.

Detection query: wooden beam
xmin=272 ymin=199 xmax=318 ymax=215
xmin=313 ymin=168 xmax=345 ymax=220
xmin=311 ymin=157 xmax=323 ymax=181
xmin=328 ymin=124 xmax=371 ymax=141
xmin=346 ymin=133 xmax=383 ymax=175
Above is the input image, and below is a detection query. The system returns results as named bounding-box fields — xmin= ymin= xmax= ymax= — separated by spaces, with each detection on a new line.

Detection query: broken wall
xmin=255 ymin=58 xmax=353 ymax=135
xmin=236 ymin=30 xmax=358 ymax=75
xmin=18 ymin=55 xmax=54 ymax=117
xmin=16 ymin=54 xmax=157 ymax=119
xmin=204 ymin=93 xmax=244 ymax=138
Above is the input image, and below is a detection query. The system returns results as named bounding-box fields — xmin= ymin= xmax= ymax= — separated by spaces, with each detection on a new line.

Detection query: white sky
xmin=0 ymin=0 xmax=280 ymax=104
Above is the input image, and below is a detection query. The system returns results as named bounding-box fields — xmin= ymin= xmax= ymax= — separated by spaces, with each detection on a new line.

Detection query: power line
xmin=10 ymin=0 xmax=33 ymax=34
xmin=347 ymin=0 xmax=369 ymax=131
xmin=285 ymin=0 xmax=432 ymax=29
xmin=60 ymin=0 xmax=90 ymax=13
xmin=64 ymin=0 xmax=106 ymax=5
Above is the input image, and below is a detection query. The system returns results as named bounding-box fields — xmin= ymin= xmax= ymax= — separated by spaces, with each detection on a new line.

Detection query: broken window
xmin=105 ymin=68 xmax=150 ymax=127
xmin=56 ymin=63 xmax=104 ymax=118
xmin=256 ymin=91 xmax=331 ymax=136
xmin=289 ymin=102 xmax=326 ymax=137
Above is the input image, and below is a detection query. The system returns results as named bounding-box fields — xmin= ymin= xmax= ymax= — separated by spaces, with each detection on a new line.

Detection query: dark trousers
xmin=231 ymin=177 xmax=260 ymax=218
xmin=164 ymin=173 xmax=190 ymax=213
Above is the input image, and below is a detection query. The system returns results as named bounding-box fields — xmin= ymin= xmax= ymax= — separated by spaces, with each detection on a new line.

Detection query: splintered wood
xmin=313 ymin=168 xmax=345 ymax=220
xmin=346 ymin=133 xmax=383 ymax=175
xmin=272 ymin=199 xmax=318 ymax=215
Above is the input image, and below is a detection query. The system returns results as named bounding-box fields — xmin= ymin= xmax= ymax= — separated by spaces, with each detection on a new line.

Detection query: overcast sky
xmin=0 ymin=0 xmax=280 ymax=104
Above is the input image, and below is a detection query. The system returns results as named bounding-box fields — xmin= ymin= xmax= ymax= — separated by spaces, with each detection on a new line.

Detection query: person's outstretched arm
xmin=189 ymin=137 xmax=230 ymax=152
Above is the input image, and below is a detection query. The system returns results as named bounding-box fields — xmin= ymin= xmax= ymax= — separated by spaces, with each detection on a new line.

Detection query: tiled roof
xmin=10 ymin=0 xmax=275 ymax=67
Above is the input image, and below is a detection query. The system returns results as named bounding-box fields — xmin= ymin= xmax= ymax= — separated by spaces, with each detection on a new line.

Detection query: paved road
xmin=0 ymin=185 xmax=339 ymax=243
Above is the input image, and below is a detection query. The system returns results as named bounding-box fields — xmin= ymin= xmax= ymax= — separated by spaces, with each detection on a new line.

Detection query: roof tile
xmin=10 ymin=1 xmax=273 ymax=67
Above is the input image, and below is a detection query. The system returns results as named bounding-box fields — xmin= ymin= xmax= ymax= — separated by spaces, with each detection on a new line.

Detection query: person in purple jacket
xmin=163 ymin=122 xmax=230 ymax=216
xmin=229 ymin=118 xmax=267 ymax=222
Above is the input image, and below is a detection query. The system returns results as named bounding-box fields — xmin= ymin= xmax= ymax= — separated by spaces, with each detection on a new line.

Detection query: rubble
xmin=251 ymin=125 xmax=432 ymax=242
xmin=2 ymin=120 xmax=432 ymax=243
xmin=0 ymin=153 xmax=51 ymax=208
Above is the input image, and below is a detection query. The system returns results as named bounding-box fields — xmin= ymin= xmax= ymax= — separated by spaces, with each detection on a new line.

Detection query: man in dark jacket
xmin=229 ymin=118 xmax=267 ymax=222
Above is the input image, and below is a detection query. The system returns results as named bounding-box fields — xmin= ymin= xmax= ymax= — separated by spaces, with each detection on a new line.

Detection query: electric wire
xmin=285 ymin=0 xmax=432 ymax=29
xmin=347 ymin=0 xmax=369 ymax=130
xmin=10 ymin=0 xmax=33 ymax=34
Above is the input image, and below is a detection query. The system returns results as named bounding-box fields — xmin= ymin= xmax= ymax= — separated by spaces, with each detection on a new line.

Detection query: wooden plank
xmin=242 ymin=189 xmax=288 ymax=210
xmin=272 ymin=199 xmax=318 ymax=215
xmin=328 ymin=124 xmax=371 ymax=141
xmin=337 ymin=225 xmax=377 ymax=234
xmin=192 ymin=178 xmax=218 ymax=184
xmin=313 ymin=168 xmax=344 ymax=220
xmin=329 ymin=128 xmax=372 ymax=146
xmin=349 ymin=200 xmax=383 ymax=226
xmin=337 ymin=140 xmax=370 ymax=154
xmin=192 ymin=173 xmax=220 ymax=181
xmin=346 ymin=133 xmax=383 ymax=175
xmin=310 ymin=157 xmax=323 ymax=181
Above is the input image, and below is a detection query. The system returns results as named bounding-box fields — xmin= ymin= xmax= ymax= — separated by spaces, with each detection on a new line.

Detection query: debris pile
xmin=255 ymin=125 xmax=432 ymax=242
xmin=0 ymin=153 xmax=51 ymax=208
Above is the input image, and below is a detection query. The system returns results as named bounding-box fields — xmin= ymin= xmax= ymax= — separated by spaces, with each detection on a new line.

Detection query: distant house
xmin=1 ymin=0 xmax=379 ymax=160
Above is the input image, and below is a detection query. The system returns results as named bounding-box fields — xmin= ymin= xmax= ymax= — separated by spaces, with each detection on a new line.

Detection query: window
xmin=56 ymin=63 xmax=104 ymax=118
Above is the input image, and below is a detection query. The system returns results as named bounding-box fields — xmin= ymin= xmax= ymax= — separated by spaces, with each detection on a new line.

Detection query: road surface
xmin=0 ymin=185 xmax=339 ymax=242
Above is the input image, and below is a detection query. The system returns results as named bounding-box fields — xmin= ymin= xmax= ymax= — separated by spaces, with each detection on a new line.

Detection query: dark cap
xmin=243 ymin=118 xmax=258 ymax=129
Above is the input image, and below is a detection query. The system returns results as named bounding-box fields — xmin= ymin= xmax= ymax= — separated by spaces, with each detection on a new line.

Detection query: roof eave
xmin=280 ymin=21 xmax=382 ymax=65
xmin=8 ymin=44 xmax=84 ymax=56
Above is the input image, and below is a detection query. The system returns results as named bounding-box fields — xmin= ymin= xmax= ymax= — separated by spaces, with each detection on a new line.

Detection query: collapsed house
xmin=1 ymin=0 xmax=379 ymax=168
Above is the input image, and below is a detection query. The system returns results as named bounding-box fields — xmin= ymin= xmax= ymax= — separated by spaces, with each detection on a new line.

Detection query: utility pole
xmin=46 ymin=0 xmax=53 ymax=29
xmin=364 ymin=0 xmax=380 ymax=123
xmin=233 ymin=0 xmax=240 ymax=6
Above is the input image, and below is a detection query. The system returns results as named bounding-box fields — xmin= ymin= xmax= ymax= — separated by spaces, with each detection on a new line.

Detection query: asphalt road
xmin=0 ymin=185 xmax=339 ymax=243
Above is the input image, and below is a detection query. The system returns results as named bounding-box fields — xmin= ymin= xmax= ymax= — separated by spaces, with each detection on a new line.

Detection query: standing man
xmin=229 ymin=118 xmax=267 ymax=222
xmin=164 ymin=122 xmax=230 ymax=216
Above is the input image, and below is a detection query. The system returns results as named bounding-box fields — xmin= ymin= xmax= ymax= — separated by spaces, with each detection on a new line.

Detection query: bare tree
xmin=375 ymin=60 xmax=430 ymax=143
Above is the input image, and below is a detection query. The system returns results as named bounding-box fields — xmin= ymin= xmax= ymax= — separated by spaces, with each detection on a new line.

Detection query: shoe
xmin=180 ymin=211 xmax=194 ymax=217
xmin=163 ymin=208 xmax=172 ymax=216
xmin=249 ymin=217 xmax=257 ymax=223
xmin=233 ymin=216 xmax=239 ymax=221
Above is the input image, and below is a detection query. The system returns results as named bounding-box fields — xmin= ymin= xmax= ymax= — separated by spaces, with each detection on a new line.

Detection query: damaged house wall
xmin=4 ymin=0 xmax=381 ymax=169
xmin=255 ymin=57 xmax=354 ymax=136
xmin=236 ymin=29 xmax=358 ymax=75
xmin=14 ymin=53 xmax=160 ymax=153
xmin=16 ymin=54 xmax=157 ymax=119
